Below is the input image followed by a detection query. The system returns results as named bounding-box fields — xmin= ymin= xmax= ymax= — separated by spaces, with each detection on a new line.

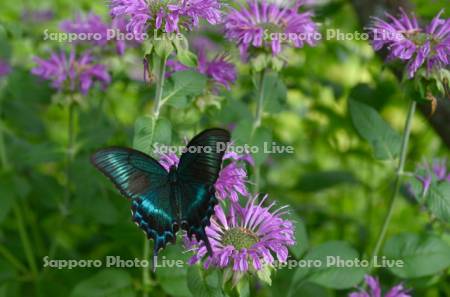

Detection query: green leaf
xmin=162 ymin=70 xmax=207 ymax=108
xmin=251 ymin=127 xmax=272 ymax=166
xmin=256 ymin=265 xmax=272 ymax=285
xmin=290 ymin=213 xmax=309 ymax=259
xmin=288 ymin=282 xmax=331 ymax=297
xmin=69 ymin=269 xmax=135 ymax=297
xmin=236 ymin=276 xmax=250 ymax=297
xmin=263 ymin=73 xmax=287 ymax=113
xmin=383 ymin=233 xmax=450 ymax=278
xmin=291 ymin=241 xmax=366 ymax=290
xmin=132 ymin=116 xmax=171 ymax=155
xmin=187 ymin=266 xmax=224 ymax=297
xmin=426 ymin=182 xmax=450 ymax=223
xmin=153 ymin=36 xmax=174 ymax=59
xmin=349 ymin=99 xmax=401 ymax=160
xmin=177 ymin=50 xmax=198 ymax=68
xmin=157 ymin=245 xmax=192 ymax=297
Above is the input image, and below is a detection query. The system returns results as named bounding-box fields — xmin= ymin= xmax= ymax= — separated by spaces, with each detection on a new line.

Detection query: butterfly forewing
xmin=91 ymin=148 xmax=178 ymax=257
xmin=176 ymin=128 xmax=230 ymax=254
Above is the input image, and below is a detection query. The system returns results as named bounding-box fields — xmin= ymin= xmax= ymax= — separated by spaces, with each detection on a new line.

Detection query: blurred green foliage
xmin=0 ymin=0 xmax=450 ymax=296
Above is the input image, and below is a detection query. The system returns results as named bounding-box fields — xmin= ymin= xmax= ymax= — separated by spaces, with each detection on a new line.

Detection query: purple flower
xmin=158 ymin=150 xmax=251 ymax=202
xmin=369 ymin=9 xmax=450 ymax=78
xmin=224 ymin=0 xmax=319 ymax=58
xmin=21 ymin=9 xmax=54 ymax=23
xmin=167 ymin=37 xmax=237 ymax=90
xmin=109 ymin=0 xmax=222 ymax=38
xmin=415 ymin=158 xmax=450 ymax=194
xmin=0 ymin=60 xmax=11 ymax=77
xmin=349 ymin=275 xmax=411 ymax=297
xmin=31 ymin=50 xmax=111 ymax=95
xmin=61 ymin=14 xmax=130 ymax=55
xmin=61 ymin=14 xmax=110 ymax=46
xmin=185 ymin=195 xmax=295 ymax=272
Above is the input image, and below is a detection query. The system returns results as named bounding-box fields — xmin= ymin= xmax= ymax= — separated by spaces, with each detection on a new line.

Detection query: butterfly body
xmin=91 ymin=128 xmax=230 ymax=267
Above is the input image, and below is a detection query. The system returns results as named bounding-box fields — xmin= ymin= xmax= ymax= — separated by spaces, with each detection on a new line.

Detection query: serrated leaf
xmin=291 ymin=241 xmax=366 ymax=290
xmin=349 ymin=99 xmax=401 ymax=160
xmin=289 ymin=213 xmax=309 ymax=259
xmin=383 ymin=233 xmax=450 ymax=278
xmin=158 ymin=245 xmax=192 ymax=297
xmin=263 ymin=73 xmax=287 ymax=113
xmin=426 ymin=182 xmax=450 ymax=223
xmin=162 ymin=70 xmax=206 ymax=108
xmin=187 ymin=266 xmax=224 ymax=297
xmin=132 ymin=116 xmax=171 ymax=155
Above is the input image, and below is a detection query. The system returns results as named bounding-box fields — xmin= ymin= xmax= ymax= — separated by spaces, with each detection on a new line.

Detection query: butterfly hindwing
xmin=91 ymin=148 xmax=178 ymax=260
xmin=176 ymin=128 xmax=230 ymax=254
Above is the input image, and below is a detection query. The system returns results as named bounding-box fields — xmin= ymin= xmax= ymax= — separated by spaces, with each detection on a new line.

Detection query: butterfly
xmin=90 ymin=128 xmax=230 ymax=268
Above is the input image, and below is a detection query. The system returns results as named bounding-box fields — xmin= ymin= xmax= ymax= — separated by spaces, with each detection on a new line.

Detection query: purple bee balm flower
xmin=158 ymin=150 xmax=251 ymax=202
xmin=61 ymin=14 xmax=130 ymax=55
xmin=0 ymin=60 xmax=11 ymax=77
xmin=31 ymin=50 xmax=111 ymax=95
xmin=167 ymin=37 xmax=237 ymax=90
xmin=61 ymin=13 xmax=110 ymax=47
xmin=185 ymin=195 xmax=295 ymax=272
xmin=109 ymin=0 xmax=222 ymax=38
xmin=22 ymin=9 xmax=54 ymax=23
xmin=349 ymin=275 xmax=411 ymax=297
xmin=224 ymin=0 xmax=319 ymax=58
xmin=415 ymin=158 xmax=450 ymax=194
xmin=198 ymin=53 xmax=237 ymax=90
xmin=369 ymin=9 xmax=450 ymax=78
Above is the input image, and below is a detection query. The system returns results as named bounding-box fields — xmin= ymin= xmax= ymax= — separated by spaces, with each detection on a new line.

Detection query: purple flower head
xmin=224 ymin=0 xmax=319 ymax=58
xmin=185 ymin=195 xmax=295 ymax=272
xmin=369 ymin=9 xmax=450 ymax=78
xmin=167 ymin=37 xmax=237 ymax=90
xmin=22 ymin=9 xmax=54 ymax=23
xmin=415 ymin=158 xmax=450 ymax=194
xmin=158 ymin=149 xmax=251 ymax=202
xmin=31 ymin=50 xmax=111 ymax=95
xmin=349 ymin=275 xmax=411 ymax=297
xmin=109 ymin=0 xmax=222 ymax=39
xmin=0 ymin=60 xmax=11 ymax=77
xmin=61 ymin=14 xmax=110 ymax=47
xmin=61 ymin=14 xmax=130 ymax=55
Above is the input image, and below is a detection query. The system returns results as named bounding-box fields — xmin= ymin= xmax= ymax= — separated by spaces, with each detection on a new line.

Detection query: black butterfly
xmin=90 ymin=128 xmax=230 ymax=268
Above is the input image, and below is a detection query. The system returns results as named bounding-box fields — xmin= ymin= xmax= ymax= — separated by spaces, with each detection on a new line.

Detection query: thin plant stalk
xmin=63 ymin=102 xmax=76 ymax=215
xmin=142 ymin=54 xmax=168 ymax=297
xmin=370 ymin=99 xmax=417 ymax=268
xmin=251 ymin=69 xmax=267 ymax=194
xmin=253 ymin=69 xmax=267 ymax=133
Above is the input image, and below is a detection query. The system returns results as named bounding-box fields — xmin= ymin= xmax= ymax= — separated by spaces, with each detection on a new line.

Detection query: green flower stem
xmin=142 ymin=54 xmax=168 ymax=297
xmin=152 ymin=55 xmax=168 ymax=120
xmin=253 ymin=69 xmax=267 ymax=133
xmin=63 ymin=102 xmax=76 ymax=215
xmin=13 ymin=203 xmax=39 ymax=278
xmin=251 ymin=69 xmax=267 ymax=194
xmin=370 ymin=99 xmax=416 ymax=268
xmin=142 ymin=239 xmax=154 ymax=297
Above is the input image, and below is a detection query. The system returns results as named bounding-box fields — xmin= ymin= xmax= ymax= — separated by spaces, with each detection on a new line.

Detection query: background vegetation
xmin=0 ymin=0 xmax=449 ymax=296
